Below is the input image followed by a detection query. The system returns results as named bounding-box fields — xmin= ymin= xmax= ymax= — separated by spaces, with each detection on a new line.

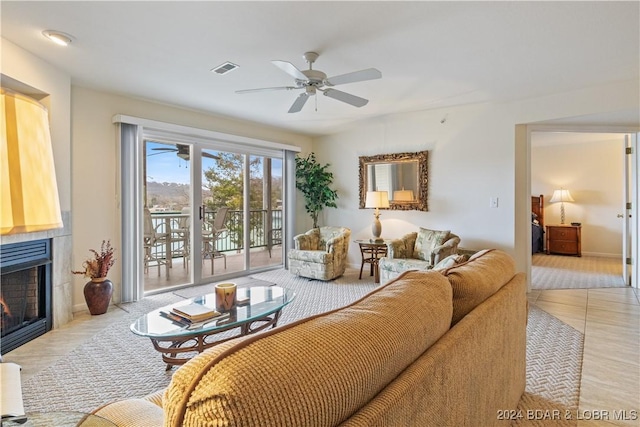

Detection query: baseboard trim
xmin=581 ymin=252 xmax=622 ymax=258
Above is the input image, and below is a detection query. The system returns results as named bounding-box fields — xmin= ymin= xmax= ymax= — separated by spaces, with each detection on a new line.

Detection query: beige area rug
xmin=531 ymin=254 xmax=625 ymax=290
xmin=21 ymin=269 xmax=584 ymax=423
xmin=512 ymin=305 xmax=584 ymax=427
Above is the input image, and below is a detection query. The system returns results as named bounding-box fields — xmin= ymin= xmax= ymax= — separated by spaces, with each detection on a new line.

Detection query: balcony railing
xmin=149 ymin=209 xmax=282 ymax=262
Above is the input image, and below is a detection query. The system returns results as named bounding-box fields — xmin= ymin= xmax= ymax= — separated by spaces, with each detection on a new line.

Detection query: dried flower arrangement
xmin=73 ymin=240 xmax=116 ymax=279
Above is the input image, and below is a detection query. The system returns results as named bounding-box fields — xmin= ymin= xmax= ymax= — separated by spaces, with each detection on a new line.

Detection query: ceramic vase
xmin=84 ymin=277 xmax=113 ymax=315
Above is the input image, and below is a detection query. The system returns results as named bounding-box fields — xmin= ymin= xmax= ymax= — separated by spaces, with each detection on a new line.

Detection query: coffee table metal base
xmin=149 ymin=310 xmax=283 ymax=370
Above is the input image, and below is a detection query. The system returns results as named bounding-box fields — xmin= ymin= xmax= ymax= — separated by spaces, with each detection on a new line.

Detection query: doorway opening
xmin=528 ymin=130 xmax=637 ymax=290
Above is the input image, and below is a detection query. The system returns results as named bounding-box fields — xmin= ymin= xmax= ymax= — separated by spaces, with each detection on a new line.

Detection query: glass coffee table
xmin=131 ymin=285 xmax=295 ymax=370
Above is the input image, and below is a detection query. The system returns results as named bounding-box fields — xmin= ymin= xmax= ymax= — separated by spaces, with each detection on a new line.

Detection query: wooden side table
xmin=355 ymin=240 xmax=388 ymax=284
xmin=546 ymin=224 xmax=581 ymax=257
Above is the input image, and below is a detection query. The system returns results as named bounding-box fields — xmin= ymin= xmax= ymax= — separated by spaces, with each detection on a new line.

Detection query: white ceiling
xmin=2 ymin=1 xmax=639 ymax=137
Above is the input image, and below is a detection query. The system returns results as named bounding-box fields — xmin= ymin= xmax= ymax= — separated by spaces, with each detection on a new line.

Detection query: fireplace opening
xmin=0 ymin=239 xmax=52 ymax=355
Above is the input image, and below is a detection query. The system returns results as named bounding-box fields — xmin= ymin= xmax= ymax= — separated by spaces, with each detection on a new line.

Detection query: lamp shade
xmin=1 ymin=88 xmax=62 ymax=235
xmin=549 ymin=189 xmax=575 ymax=203
xmin=393 ymin=189 xmax=414 ymax=202
xmin=365 ymin=191 xmax=390 ymax=208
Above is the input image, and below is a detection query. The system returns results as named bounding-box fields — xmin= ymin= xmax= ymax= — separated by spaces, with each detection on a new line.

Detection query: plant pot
xmin=84 ymin=278 xmax=113 ymax=315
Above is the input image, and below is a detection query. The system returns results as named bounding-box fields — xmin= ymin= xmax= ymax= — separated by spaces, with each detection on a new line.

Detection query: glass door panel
xmin=143 ymin=141 xmax=192 ymax=292
xmin=249 ymin=156 xmax=283 ymax=270
xmin=201 ymin=150 xmax=245 ymax=279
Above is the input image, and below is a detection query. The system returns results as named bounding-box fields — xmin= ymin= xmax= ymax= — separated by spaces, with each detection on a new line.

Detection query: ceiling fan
xmin=148 ymin=144 xmax=220 ymax=160
xmin=236 ymin=52 xmax=382 ymax=113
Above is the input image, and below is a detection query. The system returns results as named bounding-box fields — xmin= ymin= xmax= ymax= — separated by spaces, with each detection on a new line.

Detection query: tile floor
xmin=4 ymin=279 xmax=640 ymax=426
xmin=528 ymin=287 xmax=640 ymax=426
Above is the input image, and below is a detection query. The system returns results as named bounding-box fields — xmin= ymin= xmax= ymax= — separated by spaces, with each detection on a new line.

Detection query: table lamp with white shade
xmin=549 ymin=188 xmax=574 ymax=224
xmin=365 ymin=190 xmax=389 ymax=242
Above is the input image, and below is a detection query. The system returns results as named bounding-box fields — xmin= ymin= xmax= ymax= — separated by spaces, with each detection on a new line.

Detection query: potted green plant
xmin=295 ymin=153 xmax=338 ymax=228
xmin=73 ymin=240 xmax=116 ymax=315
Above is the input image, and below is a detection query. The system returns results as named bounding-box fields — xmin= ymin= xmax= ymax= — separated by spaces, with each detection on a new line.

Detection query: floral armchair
xmin=288 ymin=226 xmax=351 ymax=281
xmin=379 ymin=228 xmax=460 ymax=283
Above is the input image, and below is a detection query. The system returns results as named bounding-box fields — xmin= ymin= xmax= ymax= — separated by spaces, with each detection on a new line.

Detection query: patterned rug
xmin=532 ymin=254 xmax=625 ymax=290
xmin=512 ymin=305 xmax=584 ymax=427
xmin=20 ymin=268 xmax=584 ymax=422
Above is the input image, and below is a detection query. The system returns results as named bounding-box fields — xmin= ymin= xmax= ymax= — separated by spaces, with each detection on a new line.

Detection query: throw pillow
xmin=432 ymin=254 xmax=460 ymax=270
xmin=432 ymin=253 xmax=469 ymax=270
xmin=413 ymin=228 xmax=450 ymax=262
xmin=455 ymin=254 xmax=469 ymax=263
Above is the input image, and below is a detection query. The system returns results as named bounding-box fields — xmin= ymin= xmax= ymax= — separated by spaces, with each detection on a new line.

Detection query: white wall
xmin=312 ymin=79 xmax=640 ymax=273
xmin=71 ymin=87 xmax=313 ymax=310
xmin=532 ymin=137 xmax=625 ymax=257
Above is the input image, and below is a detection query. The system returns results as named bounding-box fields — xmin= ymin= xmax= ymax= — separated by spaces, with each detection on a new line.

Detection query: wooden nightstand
xmin=546 ymin=225 xmax=581 ymax=257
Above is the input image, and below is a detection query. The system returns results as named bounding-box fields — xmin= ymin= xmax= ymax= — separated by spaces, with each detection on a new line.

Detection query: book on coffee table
xmin=171 ymin=303 xmax=220 ymax=322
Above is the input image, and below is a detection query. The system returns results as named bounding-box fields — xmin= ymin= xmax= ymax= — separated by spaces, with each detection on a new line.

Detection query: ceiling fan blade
xmin=203 ymin=152 xmax=221 ymax=160
xmin=235 ymin=86 xmax=299 ymax=94
xmin=288 ymin=93 xmax=310 ymax=113
xmin=272 ymin=60 xmax=308 ymax=81
xmin=325 ymin=68 xmax=382 ymax=86
xmin=151 ymin=147 xmax=177 ymax=152
xmin=322 ymin=89 xmax=369 ymax=108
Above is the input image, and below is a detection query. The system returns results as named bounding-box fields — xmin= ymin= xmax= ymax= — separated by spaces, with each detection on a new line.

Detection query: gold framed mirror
xmin=359 ymin=150 xmax=428 ymax=211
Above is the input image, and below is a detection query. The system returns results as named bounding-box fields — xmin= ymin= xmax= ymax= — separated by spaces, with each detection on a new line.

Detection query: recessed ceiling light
xmin=42 ymin=30 xmax=74 ymax=46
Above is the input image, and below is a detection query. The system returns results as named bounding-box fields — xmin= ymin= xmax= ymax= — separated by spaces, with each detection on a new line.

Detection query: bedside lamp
xmin=365 ymin=190 xmax=389 ymax=242
xmin=549 ymin=188 xmax=574 ymax=225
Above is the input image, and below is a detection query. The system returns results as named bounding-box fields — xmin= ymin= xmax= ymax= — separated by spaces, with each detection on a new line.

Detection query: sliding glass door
xmin=116 ymin=116 xmax=299 ymax=302
xmin=200 ymin=149 xmax=245 ymax=279
xmin=249 ymin=155 xmax=283 ymax=270
xmin=143 ymin=141 xmax=192 ymax=292
xmin=141 ymin=139 xmax=285 ymax=294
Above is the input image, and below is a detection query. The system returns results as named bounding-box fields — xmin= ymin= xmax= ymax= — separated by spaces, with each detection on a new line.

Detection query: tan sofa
xmin=94 ymin=249 xmax=526 ymax=427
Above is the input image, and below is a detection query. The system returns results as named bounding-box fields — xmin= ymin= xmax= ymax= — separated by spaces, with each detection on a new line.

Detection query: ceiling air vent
xmin=211 ymin=62 xmax=239 ymax=75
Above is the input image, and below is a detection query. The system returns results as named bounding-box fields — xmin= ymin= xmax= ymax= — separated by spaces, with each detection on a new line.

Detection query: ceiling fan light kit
xmin=236 ymin=51 xmax=381 ymax=113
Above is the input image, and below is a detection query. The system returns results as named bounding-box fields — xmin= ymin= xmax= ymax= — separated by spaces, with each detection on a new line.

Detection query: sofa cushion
xmin=441 ymin=249 xmax=516 ymax=325
xmin=163 ymin=270 xmax=453 ymax=427
xmin=413 ymin=228 xmax=450 ymax=261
